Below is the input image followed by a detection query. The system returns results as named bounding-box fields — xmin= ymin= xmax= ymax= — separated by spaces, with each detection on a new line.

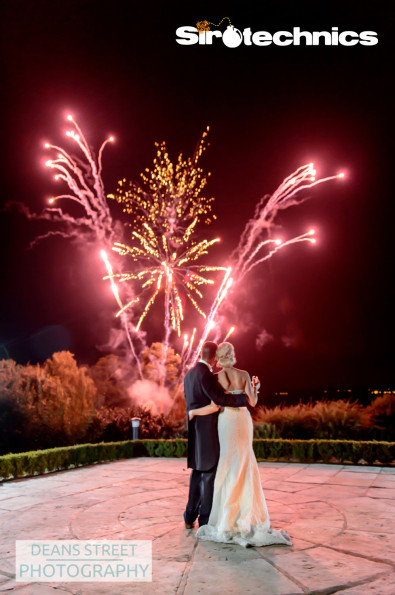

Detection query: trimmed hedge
xmin=253 ymin=439 xmax=395 ymax=465
xmin=0 ymin=440 xmax=187 ymax=480
xmin=0 ymin=439 xmax=394 ymax=480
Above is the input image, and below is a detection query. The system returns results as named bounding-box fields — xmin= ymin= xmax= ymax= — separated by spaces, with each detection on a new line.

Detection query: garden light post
xmin=131 ymin=417 xmax=141 ymax=440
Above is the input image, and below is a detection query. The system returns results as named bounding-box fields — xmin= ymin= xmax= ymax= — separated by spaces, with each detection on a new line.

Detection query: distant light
xmin=45 ymin=160 xmax=52 ymax=167
xmin=338 ymin=172 xmax=345 ymax=178
xmin=66 ymin=114 xmax=73 ymax=121
xmin=289 ymin=177 xmax=296 ymax=185
xmin=311 ymin=238 xmax=316 ymax=244
xmin=65 ymin=131 xmax=71 ymax=136
xmin=309 ymin=162 xmax=314 ymax=167
xmin=48 ymin=198 xmax=55 ymax=204
xmin=54 ymin=175 xmax=59 ymax=180
xmin=310 ymin=176 xmax=316 ymax=181
xmin=309 ymin=229 xmax=315 ymax=235
xmin=44 ymin=142 xmax=50 ymax=148
xmin=109 ymin=136 xmax=114 ymax=142
xmin=275 ymin=239 xmax=282 ymax=245
xmin=311 ymin=169 xmax=316 ymax=176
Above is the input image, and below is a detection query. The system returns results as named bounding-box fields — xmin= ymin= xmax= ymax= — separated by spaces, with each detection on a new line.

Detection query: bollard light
xmin=131 ymin=417 xmax=141 ymax=440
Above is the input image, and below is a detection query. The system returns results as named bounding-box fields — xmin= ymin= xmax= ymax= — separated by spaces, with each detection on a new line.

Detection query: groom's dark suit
xmin=184 ymin=361 xmax=247 ymax=526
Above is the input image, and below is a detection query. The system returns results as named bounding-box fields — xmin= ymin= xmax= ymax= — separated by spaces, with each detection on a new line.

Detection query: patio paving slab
xmin=0 ymin=458 xmax=394 ymax=594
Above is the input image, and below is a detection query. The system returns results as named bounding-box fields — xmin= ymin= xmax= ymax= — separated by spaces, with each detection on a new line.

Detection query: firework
xmin=223 ymin=326 xmax=235 ymax=342
xmin=107 ymin=128 xmax=226 ymax=340
xmin=110 ymin=236 xmax=225 ymax=335
xmin=180 ymin=333 xmax=189 ymax=359
xmin=100 ymin=250 xmax=142 ymax=378
xmin=182 ymin=327 xmax=197 ymax=365
xmin=41 ymin=114 xmax=115 ymax=245
xmin=232 ymin=163 xmax=344 ymax=281
xmin=108 ymin=126 xmax=215 ymax=235
xmin=189 ymin=267 xmax=233 ymax=366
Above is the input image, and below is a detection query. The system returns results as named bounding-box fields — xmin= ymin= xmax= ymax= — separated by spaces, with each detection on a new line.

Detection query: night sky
xmin=0 ymin=1 xmax=393 ymax=392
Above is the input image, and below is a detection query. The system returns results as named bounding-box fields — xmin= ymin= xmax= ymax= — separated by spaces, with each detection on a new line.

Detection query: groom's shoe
xmin=183 ymin=511 xmax=196 ymax=529
xmin=184 ymin=521 xmax=195 ymax=529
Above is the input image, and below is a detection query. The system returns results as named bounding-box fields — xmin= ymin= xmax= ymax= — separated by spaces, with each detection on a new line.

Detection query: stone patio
xmin=0 ymin=458 xmax=394 ymax=594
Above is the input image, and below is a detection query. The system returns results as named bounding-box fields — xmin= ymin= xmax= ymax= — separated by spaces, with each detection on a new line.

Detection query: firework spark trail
xmin=8 ymin=203 xmax=108 ymax=249
xmin=180 ymin=333 xmax=189 ymax=360
xmin=188 ymin=267 xmax=233 ymax=367
xmin=182 ymin=327 xmax=197 ymax=367
xmin=41 ymin=114 xmax=116 ymax=245
xmin=100 ymin=250 xmax=143 ymax=378
xmin=239 ymin=229 xmax=317 ymax=278
xmin=231 ymin=163 xmax=344 ymax=281
xmin=223 ymin=326 xmax=235 ymax=342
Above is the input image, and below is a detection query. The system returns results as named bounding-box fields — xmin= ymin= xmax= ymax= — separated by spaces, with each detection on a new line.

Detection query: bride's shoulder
xmin=234 ymin=367 xmax=249 ymax=376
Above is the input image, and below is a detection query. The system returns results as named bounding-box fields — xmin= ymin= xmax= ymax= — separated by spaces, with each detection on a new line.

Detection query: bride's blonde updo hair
xmin=216 ymin=342 xmax=236 ymax=368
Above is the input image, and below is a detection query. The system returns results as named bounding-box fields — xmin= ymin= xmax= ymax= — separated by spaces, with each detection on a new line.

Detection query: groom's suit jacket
xmin=184 ymin=362 xmax=247 ymax=471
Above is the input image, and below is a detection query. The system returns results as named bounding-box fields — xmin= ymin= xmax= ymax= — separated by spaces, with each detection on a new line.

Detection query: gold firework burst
xmin=107 ymin=127 xmax=225 ymax=335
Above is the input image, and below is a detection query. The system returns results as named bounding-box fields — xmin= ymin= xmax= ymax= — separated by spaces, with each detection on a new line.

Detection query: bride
xmin=188 ymin=342 xmax=292 ymax=548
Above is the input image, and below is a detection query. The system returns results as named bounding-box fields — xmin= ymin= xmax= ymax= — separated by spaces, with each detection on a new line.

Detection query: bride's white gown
xmin=196 ymin=391 xmax=292 ymax=548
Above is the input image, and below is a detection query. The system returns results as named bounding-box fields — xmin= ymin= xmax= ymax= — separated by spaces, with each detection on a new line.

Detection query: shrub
xmin=84 ymin=405 xmax=187 ymax=444
xmin=0 ymin=353 xmax=97 ymax=454
xmin=366 ymin=394 xmax=395 ymax=440
xmin=87 ymin=354 xmax=135 ymax=409
xmin=253 ymin=401 xmax=316 ymax=438
xmin=253 ymin=399 xmax=374 ymax=440
xmin=312 ymin=399 xmax=372 ymax=439
xmin=254 ymin=422 xmax=281 ymax=439
xmin=0 ymin=360 xmax=30 ymax=454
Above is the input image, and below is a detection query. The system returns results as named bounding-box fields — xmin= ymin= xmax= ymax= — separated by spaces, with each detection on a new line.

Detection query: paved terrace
xmin=0 ymin=458 xmax=394 ymax=594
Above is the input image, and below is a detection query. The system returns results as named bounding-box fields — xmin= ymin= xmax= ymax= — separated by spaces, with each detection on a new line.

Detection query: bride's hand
xmin=252 ymin=376 xmax=261 ymax=392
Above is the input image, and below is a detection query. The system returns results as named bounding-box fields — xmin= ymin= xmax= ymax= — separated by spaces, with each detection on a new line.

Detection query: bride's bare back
xmin=217 ymin=367 xmax=257 ymax=406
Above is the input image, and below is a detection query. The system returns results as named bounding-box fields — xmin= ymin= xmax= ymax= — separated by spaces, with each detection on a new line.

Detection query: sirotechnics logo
xmin=176 ymin=16 xmax=378 ymax=48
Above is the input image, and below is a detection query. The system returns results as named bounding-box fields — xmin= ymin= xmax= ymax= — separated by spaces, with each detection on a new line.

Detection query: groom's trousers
xmin=184 ymin=464 xmax=217 ymax=527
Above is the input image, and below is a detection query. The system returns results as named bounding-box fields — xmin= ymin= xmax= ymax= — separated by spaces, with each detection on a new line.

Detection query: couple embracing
xmin=183 ymin=341 xmax=292 ymax=548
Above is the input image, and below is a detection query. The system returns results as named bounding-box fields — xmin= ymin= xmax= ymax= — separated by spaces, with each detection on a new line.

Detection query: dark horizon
xmin=0 ymin=2 xmax=393 ymax=393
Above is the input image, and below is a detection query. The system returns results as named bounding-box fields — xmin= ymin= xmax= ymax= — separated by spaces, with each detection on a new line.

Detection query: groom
xmin=183 ymin=341 xmax=248 ymax=528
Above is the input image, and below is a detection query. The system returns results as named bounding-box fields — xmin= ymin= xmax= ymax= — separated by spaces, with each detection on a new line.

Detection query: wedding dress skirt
xmin=196 ymin=391 xmax=292 ymax=548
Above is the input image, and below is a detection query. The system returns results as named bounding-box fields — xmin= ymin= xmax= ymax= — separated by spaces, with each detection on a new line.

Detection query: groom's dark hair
xmin=201 ymin=341 xmax=218 ymax=362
